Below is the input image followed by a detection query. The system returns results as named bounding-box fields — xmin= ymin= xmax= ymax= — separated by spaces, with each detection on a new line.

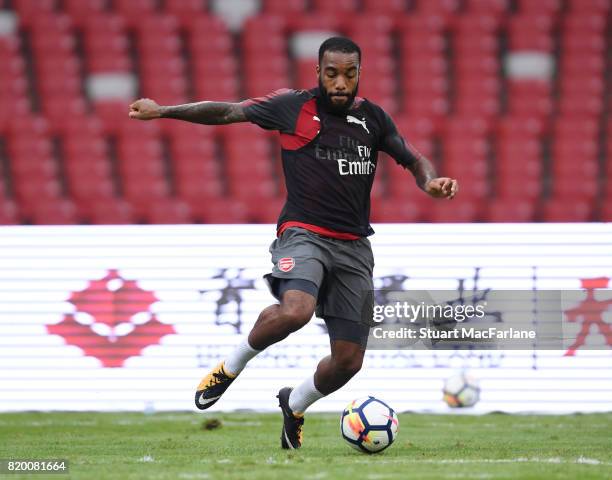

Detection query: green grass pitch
xmin=0 ymin=412 xmax=611 ymax=480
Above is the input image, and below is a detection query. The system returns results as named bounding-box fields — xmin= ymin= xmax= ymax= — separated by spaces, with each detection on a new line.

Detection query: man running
xmin=129 ymin=36 xmax=458 ymax=449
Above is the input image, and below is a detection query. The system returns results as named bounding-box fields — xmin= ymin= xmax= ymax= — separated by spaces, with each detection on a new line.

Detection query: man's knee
xmin=332 ymin=342 xmax=364 ymax=376
xmin=279 ymin=290 xmax=316 ymax=331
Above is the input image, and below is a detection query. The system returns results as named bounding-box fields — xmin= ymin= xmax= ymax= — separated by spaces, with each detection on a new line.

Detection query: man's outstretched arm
xmin=382 ymin=131 xmax=458 ymax=200
xmin=128 ymin=98 xmax=247 ymax=125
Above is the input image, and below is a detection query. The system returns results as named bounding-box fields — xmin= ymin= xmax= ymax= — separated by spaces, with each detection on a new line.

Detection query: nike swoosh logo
xmin=197 ymin=394 xmax=222 ymax=407
xmin=283 ymin=428 xmax=295 ymax=449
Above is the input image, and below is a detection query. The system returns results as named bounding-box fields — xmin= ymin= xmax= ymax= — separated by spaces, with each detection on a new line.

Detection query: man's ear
xmin=316 ymin=64 xmax=320 ymax=76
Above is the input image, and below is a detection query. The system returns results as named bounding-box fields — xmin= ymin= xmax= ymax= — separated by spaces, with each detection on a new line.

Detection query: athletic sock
xmin=224 ymin=338 xmax=261 ymax=376
xmin=288 ymin=375 xmax=325 ymax=414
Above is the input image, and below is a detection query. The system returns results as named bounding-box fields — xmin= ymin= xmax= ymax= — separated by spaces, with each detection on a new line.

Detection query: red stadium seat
xmin=229 ymin=179 xmax=278 ymax=201
xmin=30 ymin=198 xmax=79 ymax=225
xmin=464 ymin=0 xmax=510 ymax=14
xmin=0 ymin=200 xmax=20 ymax=225
xmin=14 ymin=186 xmax=65 ymax=219
xmin=541 ymin=197 xmax=593 ymax=222
xmin=62 ymin=0 xmax=106 ymax=26
xmin=163 ymin=0 xmax=207 ymax=24
xmin=248 ymin=196 xmax=286 ymax=224
xmin=498 ymin=162 xmax=542 ymax=183
xmin=454 ymin=97 xmax=500 ymax=117
xmin=497 ymin=139 xmax=542 ymax=162
xmin=427 ymin=197 xmax=481 ymax=223
xmin=176 ymin=176 xmax=226 ymax=202
xmin=496 ymin=116 xmax=546 ymax=139
xmin=507 ymin=15 xmax=555 ymax=50
xmin=552 ymin=140 xmax=598 ymax=163
xmin=88 ymin=199 xmax=135 ymax=225
xmin=600 ymin=201 xmax=612 ymax=222
xmin=313 ymin=0 xmax=359 ymax=13
xmin=552 ymin=117 xmax=599 ymax=140
xmin=263 ymin=0 xmax=308 ymax=13
xmin=516 ymin=0 xmax=561 ymax=13
xmin=561 ymin=34 xmax=605 ymax=55
xmin=142 ymin=198 xmax=194 ymax=224
xmin=558 ymin=93 xmax=604 ymax=117
xmin=11 ymin=157 xmax=59 ymax=178
xmin=561 ymin=55 xmax=605 ymax=76
xmin=113 ymin=0 xmax=159 ymax=26
xmin=362 ymin=0 xmax=407 ymax=13
xmin=194 ymin=197 xmax=251 ymax=223
xmin=485 ymin=198 xmax=536 ymax=222
xmin=559 ymin=76 xmax=604 ymax=99
xmin=385 ymin=174 xmax=429 ymax=200
xmin=567 ymin=0 xmax=609 ymax=12
xmin=497 ymin=177 xmax=542 ymax=200
xmin=12 ymin=0 xmax=57 ymax=18
xmin=562 ymin=13 xmax=607 ymax=34
xmin=401 ymin=30 xmax=446 ymax=54
xmin=122 ymin=174 xmax=169 ymax=197
xmin=452 ymin=14 xmax=502 ymax=34
xmin=370 ymin=198 xmax=422 ymax=223
xmin=550 ymin=177 xmax=598 ymax=202
xmin=286 ymin=14 xmax=342 ymax=31
xmin=415 ymin=0 xmax=460 ymax=19
xmin=394 ymin=116 xmax=436 ymax=138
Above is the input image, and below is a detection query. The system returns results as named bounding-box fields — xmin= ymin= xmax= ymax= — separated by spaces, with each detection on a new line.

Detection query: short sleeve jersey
xmin=243 ymin=88 xmax=419 ymax=237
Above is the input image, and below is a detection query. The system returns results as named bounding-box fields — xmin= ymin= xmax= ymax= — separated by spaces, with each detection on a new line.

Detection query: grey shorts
xmin=264 ymin=227 xmax=375 ymax=345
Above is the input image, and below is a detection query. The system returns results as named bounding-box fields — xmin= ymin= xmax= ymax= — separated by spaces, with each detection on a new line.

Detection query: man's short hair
xmin=318 ymin=36 xmax=361 ymax=65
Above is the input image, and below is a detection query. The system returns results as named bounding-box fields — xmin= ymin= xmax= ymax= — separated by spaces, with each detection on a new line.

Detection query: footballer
xmin=129 ymin=37 xmax=458 ymax=449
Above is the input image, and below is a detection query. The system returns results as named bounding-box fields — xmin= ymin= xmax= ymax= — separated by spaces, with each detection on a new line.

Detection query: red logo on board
xmin=564 ymin=277 xmax=612 ymax=356
xmin=278 ymin=257 xmax=295 ymax=272
xmin=47 ymin=270 xmax=175 ymax=367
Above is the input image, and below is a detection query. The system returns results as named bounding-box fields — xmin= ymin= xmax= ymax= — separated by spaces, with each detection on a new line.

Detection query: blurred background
xmin=0 ymin=0 xmax=610 ymax=226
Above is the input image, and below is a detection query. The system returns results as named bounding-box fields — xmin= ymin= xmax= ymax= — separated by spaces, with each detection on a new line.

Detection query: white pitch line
xmin=351 ymin=457 xmax=611 ymax=466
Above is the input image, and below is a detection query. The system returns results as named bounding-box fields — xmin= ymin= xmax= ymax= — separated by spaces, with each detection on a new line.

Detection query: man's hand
xmin=129 ymin=98 xmax=163 ymax=120
xmin=425 ymin=177 xmax=458 ymax=199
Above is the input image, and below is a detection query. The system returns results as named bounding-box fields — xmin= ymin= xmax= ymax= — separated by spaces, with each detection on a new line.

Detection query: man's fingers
xmin=430 ymin=179 xmax=445 ymax=191
xmin=427 ymin=178 xmax=458 ymax=199
xmin=440 ymin=179 xmax=452 ymax=194
xmin=447 ymin=180 xmax=458 ymax=199
xmin=129 ymin=98 xmax=149 ymax=109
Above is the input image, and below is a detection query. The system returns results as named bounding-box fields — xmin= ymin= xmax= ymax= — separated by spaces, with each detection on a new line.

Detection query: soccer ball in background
xmin=341 ymin=396 xmax=399 ymax=453
xmin=443 ymin=371 xmax=481 ymax=408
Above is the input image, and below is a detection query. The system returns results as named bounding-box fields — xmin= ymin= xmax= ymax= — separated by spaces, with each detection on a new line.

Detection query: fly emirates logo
xmin=314 ymin=135 xmax=375 ymax=176
xmin=336 ymin=145 xmax=375 ymax=176
xmin=334 ymin=135 xmax=374 ymax=176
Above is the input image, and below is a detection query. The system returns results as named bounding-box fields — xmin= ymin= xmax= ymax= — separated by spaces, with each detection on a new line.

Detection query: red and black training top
xmin=242 ymin=88 xmax=421 ymax=238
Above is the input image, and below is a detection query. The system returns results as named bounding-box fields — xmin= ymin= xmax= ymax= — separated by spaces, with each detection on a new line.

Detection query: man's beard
xmin=318 ymin=78 xmax=359 ymax=115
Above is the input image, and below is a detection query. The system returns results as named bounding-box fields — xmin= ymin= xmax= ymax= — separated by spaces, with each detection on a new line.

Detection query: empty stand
xmin=0 ymin=0 xmax=610 ymax=225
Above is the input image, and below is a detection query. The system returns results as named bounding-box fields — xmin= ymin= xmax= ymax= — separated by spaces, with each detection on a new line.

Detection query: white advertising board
xmin=0 ymin=224 xmax=610 ymax=413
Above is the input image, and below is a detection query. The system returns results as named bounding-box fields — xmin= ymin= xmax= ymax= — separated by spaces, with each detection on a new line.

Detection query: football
xmin=341 ymin=396 xmax=399 ymax=453
xmin=443 ymin=371 xmax=480 ymax=408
